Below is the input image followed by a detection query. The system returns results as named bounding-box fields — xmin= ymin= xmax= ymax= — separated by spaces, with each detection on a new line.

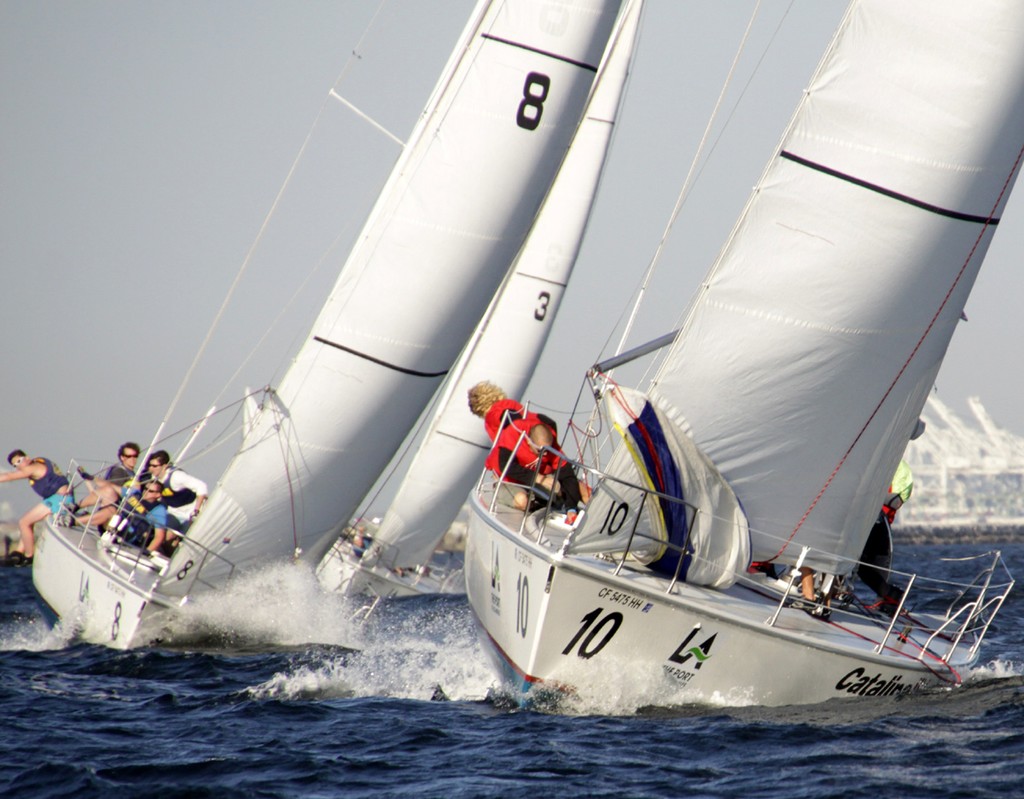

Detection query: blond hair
xmin=468 ymin=381 xmax=506 ymax=417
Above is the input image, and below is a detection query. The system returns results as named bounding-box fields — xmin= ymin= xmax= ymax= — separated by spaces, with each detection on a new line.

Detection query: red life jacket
xmin=486 ymin=413 xmax=558 ymax=477
xmin=483 ymin=399 xmax=525 ymax=441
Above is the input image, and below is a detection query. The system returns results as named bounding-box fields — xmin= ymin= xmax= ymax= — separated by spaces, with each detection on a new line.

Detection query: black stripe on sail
xmin=313 ymin=336 xmax=449 ymax=378
xmin=780 ymin=151 xmax=1000 ymax=226
xmin=481 ymin=33 xmax=599 ymax=72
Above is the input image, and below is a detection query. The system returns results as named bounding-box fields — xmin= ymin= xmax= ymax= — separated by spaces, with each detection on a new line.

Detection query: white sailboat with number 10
xmin=466 ymin=0 xmax=1019 ymax=707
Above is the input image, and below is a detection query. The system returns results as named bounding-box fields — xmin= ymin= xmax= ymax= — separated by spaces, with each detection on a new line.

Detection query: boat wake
xmin=0 ymin=608 xmax=75 ymax=652
xmin=247 ymin=594 xmax=495 ymax=703
xmin=150 ymin=562 xmax=367 ymax=652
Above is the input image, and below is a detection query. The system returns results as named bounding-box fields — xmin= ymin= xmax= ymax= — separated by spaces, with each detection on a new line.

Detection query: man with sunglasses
xmin=103 ymin=442 xmax=141 ymax=486
xmin=144 ymin=451 xmax=207 ymax=533
xmin=114 ymin=480 xmax=170 ymax=554
xmin=74 ymin=471 xmax=170 ymax=554
xmin=75 ymin=441 xmax=141 ymax=526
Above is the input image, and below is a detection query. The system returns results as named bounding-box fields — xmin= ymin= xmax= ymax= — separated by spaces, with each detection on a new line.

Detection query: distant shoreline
xmin=895 ymin=524 xmax=1024 ymax=544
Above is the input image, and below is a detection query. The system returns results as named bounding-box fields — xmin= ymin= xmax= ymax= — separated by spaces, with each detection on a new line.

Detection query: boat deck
xmin=480 ymin=496 xmax=996 ymax=677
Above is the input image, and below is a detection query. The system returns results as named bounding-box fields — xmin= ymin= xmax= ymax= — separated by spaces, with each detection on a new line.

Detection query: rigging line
xmin=152 ymin=394 xmax=250 ymax=451
xmin=209 ymin=224 xmax=354 ymax=409
xmin=777 ymin=139 xmax=1024 ymax=559
xmin=350 ymin=314 xmax=506 ymax=519
xmin=612 ymin=0 xmax=767 ymax=364
xmin=329 ymin=90 xmax=404 ymax=145
xmin=351 ymin=365 xmax=458 ymax=523
xmin=269 ymin=401 xmax=301 ymax=556
xmin=152 ymin=3 xmax=394 ymax=449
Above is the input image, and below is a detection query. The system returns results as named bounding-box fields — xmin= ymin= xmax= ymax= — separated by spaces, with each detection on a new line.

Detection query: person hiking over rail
xmin=0 ymin=449 xmax=76 ymax=566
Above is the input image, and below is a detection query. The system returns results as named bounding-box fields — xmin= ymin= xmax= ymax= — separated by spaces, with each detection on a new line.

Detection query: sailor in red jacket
xmin=468 ymin=381 xmax=524 ymax=441
xmin=469 ymin=380 xmax=585 ymax=511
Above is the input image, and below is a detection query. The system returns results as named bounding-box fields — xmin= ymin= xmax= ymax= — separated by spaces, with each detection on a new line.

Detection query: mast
xmin=164 ymin=0 xmax=626 ymax=594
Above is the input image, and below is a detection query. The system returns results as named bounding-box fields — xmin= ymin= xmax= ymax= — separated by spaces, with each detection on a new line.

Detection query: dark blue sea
xmin=2 ymin=542 xmax=1022 ymax=799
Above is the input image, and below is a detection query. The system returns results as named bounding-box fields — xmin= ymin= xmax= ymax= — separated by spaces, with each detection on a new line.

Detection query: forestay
xmin=368 ymin=0 xmax=643 ymax=573
xmin=651 ymin=0 xmax=1024 ymax=573
xmin=168 ymin=0 xmax=626 ymax=593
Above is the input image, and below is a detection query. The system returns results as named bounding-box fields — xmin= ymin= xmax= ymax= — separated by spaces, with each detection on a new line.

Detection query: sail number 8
xmin=517 ymin=72 xmax=551 ymax=131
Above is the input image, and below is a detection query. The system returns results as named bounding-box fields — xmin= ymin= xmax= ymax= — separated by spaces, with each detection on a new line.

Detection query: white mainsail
xmin=360 ymin=0 xmax=644 ymax=576
xmin=168 ymin=0 xmax=625 ymax=593
xmin=648 ymin=0 xmax=1024 ymax=574
xmin=460 ymin=0 xmax=1021 ymax=710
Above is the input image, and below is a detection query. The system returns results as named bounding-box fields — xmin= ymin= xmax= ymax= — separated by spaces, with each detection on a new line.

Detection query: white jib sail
xmin=651 ymin=0 xmax=1024 ymax=574
xmin=570 ymin=385 xmax=749 ymax=588
xmin=169 ymin=0 xmax=626 ymax=593
xmin=365 ymin=0 xmax=644 ymax=574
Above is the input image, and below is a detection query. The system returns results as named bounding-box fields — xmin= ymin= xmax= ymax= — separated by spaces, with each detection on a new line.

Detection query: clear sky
xmin=3 ymin=1 xmax=1022 ymax=516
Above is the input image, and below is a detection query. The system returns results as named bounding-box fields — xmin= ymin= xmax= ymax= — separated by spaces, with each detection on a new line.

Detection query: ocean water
xmin=1 ymin=542 xmax=1022 ymax=799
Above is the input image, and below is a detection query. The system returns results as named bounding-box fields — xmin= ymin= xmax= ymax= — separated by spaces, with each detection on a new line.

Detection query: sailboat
xmin=31 ymin=0 xmax=627 ymax=648
xmin=316 ymin=0 xmax=644 ymax=602
xmin=464 ymin=0 xmax=1020 ymax=707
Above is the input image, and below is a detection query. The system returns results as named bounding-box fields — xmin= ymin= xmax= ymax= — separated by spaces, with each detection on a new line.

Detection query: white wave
xmin=249 ymin=595 xmax=495 ymax=702
xmin=968 ymin=657 xmax=1024 ymax=680
xmin=0 ymin=613 xmax=76 ymax=652
xmin=157 ymin=561 xmax=366 ymax=649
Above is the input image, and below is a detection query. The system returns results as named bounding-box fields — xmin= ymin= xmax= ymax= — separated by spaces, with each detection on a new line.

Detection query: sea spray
xmin=0 ymin=609 xmax=74 ymax=653
xmin=250 ymin=594 xmax=495 ymax=702
xmin=156 ymin=561 xmax=365 ymax=650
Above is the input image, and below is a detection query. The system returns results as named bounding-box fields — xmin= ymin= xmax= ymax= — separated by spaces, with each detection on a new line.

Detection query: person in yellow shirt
xmin=858 ymin=459 xmax=912 ymax=613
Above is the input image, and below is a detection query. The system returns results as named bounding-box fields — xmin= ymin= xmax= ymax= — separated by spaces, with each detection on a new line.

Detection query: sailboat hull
xmin=33 ymin=520 xmax=174 ymax=649
xmin=466 ymin=496 xmax=979 ymax=708
xmin=317 ymin=539 xmax=464 ymax=601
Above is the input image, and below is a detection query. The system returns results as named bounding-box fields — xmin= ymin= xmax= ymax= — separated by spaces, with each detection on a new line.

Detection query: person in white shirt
xmin=144 ymin=450 xmax=207 ymax=533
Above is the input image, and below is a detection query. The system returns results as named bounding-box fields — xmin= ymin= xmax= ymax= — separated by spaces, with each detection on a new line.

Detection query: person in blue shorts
xmin=0 ymin=449 xmax=76 ymax=565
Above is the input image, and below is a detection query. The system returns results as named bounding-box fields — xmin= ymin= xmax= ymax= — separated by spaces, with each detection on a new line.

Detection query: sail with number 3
xmin=167 ymin=0 xmax=628 ymax=595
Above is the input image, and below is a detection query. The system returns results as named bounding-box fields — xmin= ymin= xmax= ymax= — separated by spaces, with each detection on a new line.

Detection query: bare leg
xmin=799 ymin=567 xmax=816 ymax=600
xmin=75 ymin=478 xmax=121 ymax=528
xmin=16 ymin=503 xmax=50 ymax=557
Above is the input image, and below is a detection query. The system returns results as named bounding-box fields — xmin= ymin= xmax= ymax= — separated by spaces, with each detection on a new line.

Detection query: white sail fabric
xmin=365 ymin=0 xmax=643 ymax=574
xmin=570 ymin=386 xmax=749 ymax=588
xmin=168 ymin=0 xmax=625 ymax=593
xmin=651 ymin=0 xmax=1024 ymax=573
